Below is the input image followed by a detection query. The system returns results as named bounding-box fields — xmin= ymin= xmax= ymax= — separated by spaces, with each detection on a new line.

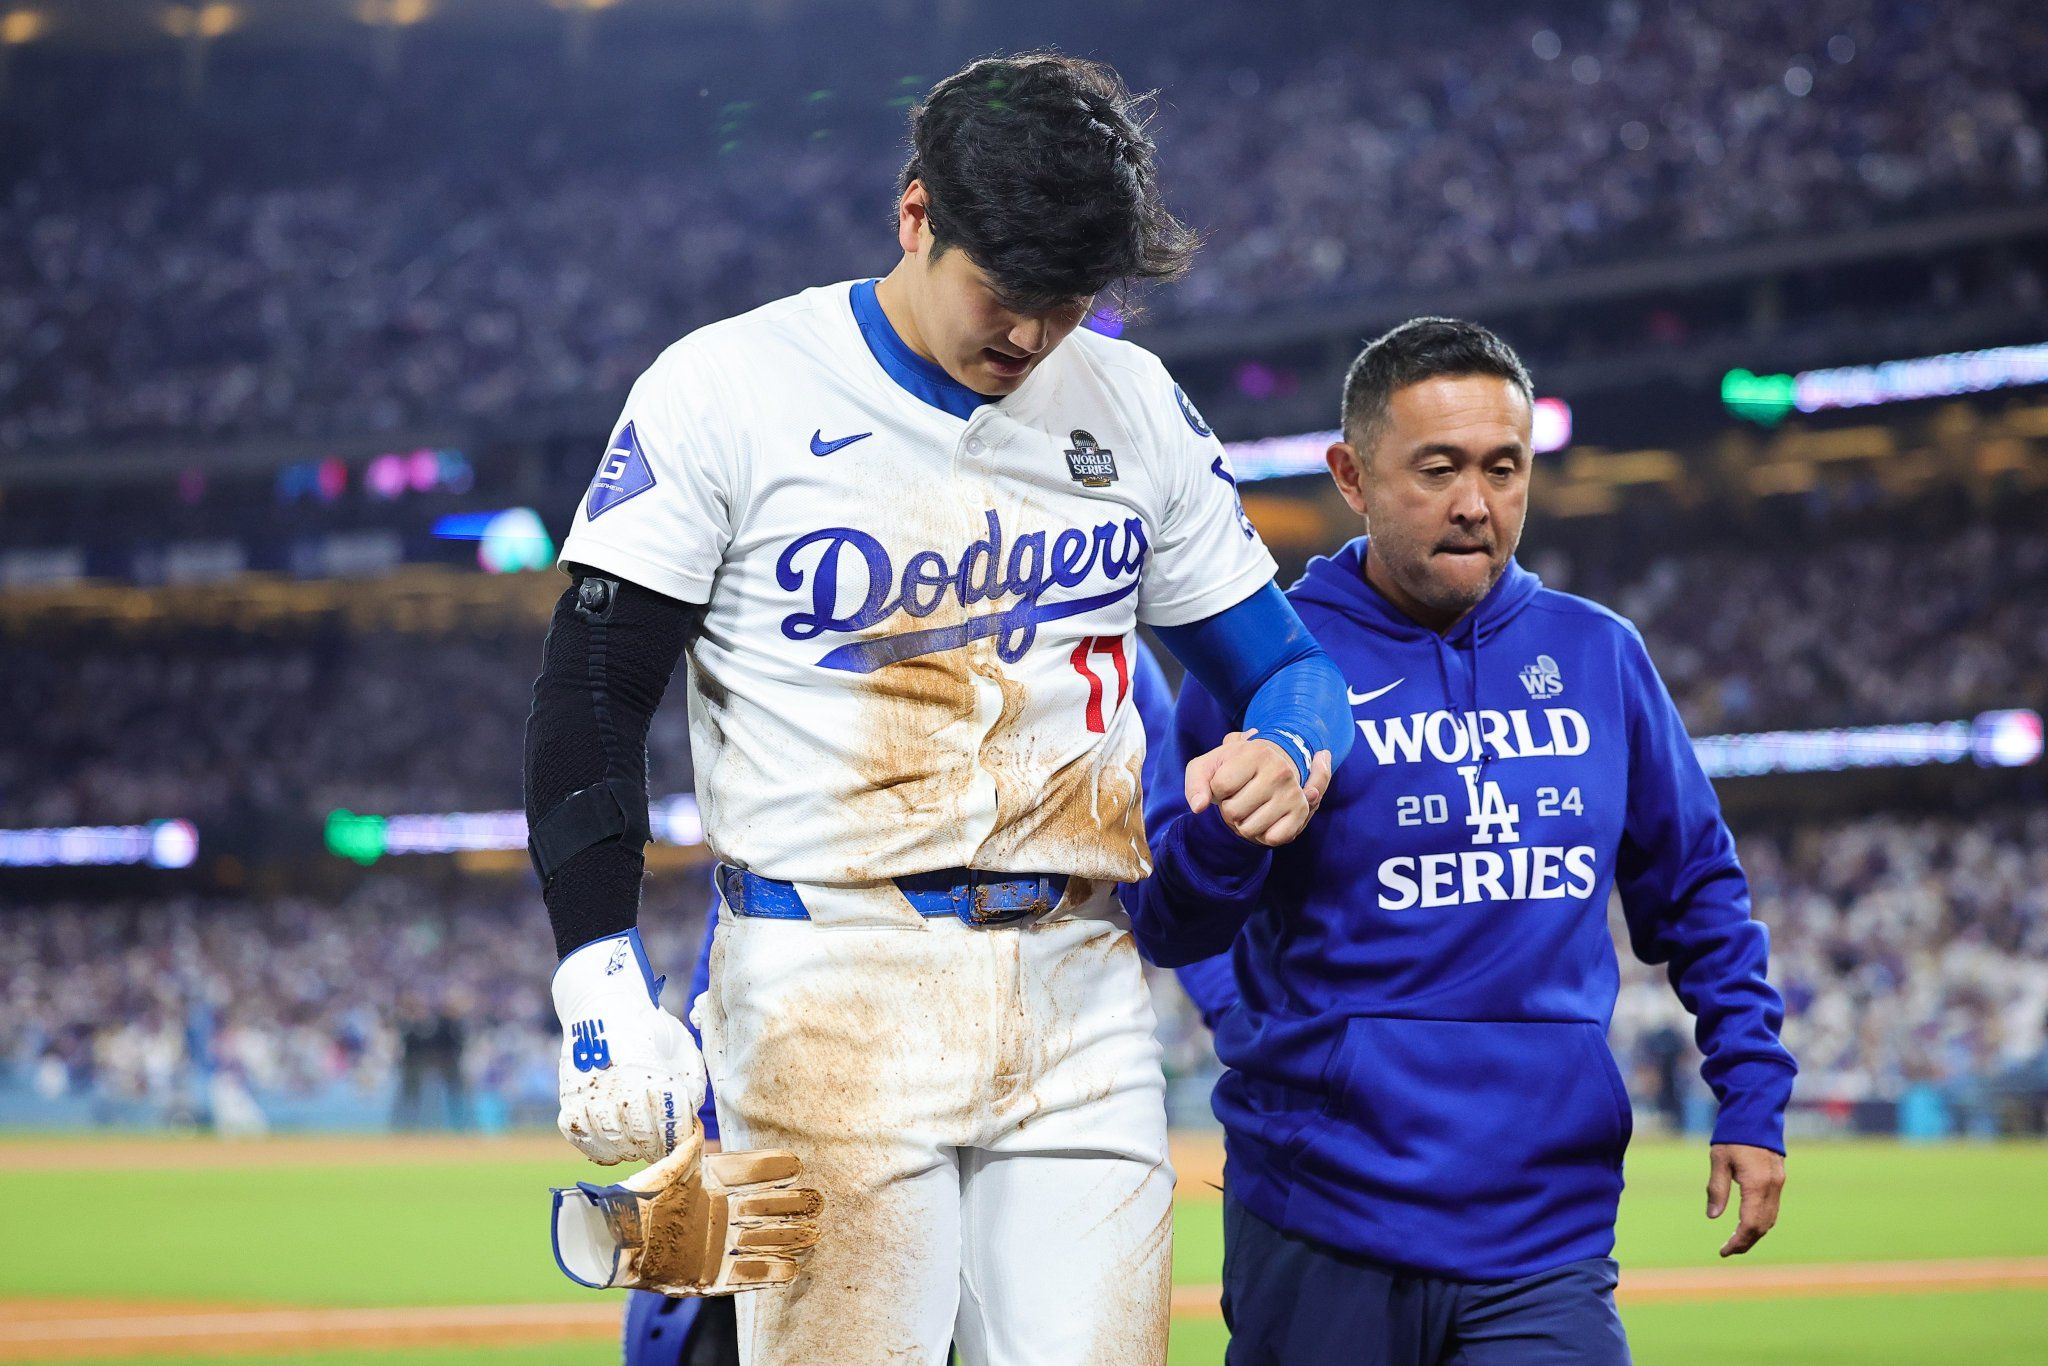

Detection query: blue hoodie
xmin=1133 ymin=538 xmax=1796 ymax=1281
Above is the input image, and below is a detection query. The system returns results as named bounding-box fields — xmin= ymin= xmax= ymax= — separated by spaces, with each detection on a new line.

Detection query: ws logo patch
xmin=569 ymin=1020 xmax=612 ymax=1072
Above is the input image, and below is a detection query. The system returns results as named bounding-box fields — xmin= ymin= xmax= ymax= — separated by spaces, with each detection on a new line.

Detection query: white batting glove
xmin=552 ymin=929 xmax=707 ymax=1166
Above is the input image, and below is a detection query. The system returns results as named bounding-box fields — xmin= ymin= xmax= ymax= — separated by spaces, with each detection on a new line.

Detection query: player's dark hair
xmin=1341 ymin=317 xmax=1535 ymax=455
xmin=898 ymin=52 xmax=1196 ymax=314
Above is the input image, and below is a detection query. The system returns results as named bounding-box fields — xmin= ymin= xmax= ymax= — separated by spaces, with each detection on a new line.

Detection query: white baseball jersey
xmin=559 ymin=280 xmax=1274 ymax=887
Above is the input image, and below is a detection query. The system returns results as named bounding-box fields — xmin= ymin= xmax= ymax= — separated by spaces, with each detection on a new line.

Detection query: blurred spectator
xmin=391 ymin=990 xmax=468 ymax=1131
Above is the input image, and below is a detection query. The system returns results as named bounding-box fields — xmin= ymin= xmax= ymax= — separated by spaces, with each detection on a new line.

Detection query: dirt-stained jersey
xmin=559 ymin=281 xmax=1274 ymax=888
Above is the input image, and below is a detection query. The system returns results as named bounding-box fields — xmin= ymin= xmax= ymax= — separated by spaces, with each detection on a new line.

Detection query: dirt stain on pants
xmin=702 ymin=899 xmax=1174 ymax=1366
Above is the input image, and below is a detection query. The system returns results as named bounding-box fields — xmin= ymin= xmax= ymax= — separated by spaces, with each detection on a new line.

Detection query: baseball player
xmin=1135 ymin=318 xmax=1796 ymax=1364
xmin=620 ymin=640 xmax=1233 ymax=1366
xmin=523 ymin=52 xmax=1354 ymax=1365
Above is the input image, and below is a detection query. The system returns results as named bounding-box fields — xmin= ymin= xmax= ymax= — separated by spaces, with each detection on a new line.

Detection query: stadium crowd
xmin=3 ymin=0 xmax=2043 ymax=450
xmin=7 ymin=804 xmax=2045 ymax=1133
xmin=1609 ymin=804 xmax=2048 ymax=1127
xmin=0 ymin=622 xmax=695 ymax=828
xmin=1542 ymin=518 xmax=2048 ymax=734
xmin=0 ymin=874 xmax=713 ymax=1132
xmin=4 ymin=514 xmax=2039 ymax=829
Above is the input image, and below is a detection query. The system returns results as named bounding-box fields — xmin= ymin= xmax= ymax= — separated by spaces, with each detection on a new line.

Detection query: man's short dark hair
xmin=1340 ymin=318 xmax=1535 ymax=454
xmin=899 ymin=52 xmax=1196 ymax=314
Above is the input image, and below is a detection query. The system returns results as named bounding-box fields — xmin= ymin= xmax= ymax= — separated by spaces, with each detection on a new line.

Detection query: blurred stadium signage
xmin=1723 ymin=340 xmax=2048 ymax=425
xmin=311 ymin=711 xmax=2038 ymax=866
xmin=1224 ymin=399 xmax=1571 ymax=482
xmin=0 ymin=819 xmax=199 ymax=869
xmin=323 ymin=795 xmax=702 ymax=866
xmin=10 ymin=715 xmax=2034 ymax=874
xmin=1693 ymin=709 xmax=2044 ymax=778
xmin=430 ymin=507 xmax=556 ymax=573
xmin=288 ymin=529 xmax=406 ymax=578
xmin=276 ymin=448 xmax=474 ymax=504
xmin=0 ymin=545 xmax=87 ymax=588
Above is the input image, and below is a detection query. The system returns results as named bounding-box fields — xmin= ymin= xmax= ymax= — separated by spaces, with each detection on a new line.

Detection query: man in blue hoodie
xmin=1134 ymin=318 xmax=1795 ymax=1364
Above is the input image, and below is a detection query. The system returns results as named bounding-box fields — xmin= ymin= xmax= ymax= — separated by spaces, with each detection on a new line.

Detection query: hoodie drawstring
xmin=1469 ymin=617 xmax=1490 ymax=770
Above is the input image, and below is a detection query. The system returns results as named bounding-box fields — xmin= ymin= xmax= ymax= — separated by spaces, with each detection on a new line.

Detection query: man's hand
xmin=1707 ymin=1143 xmax=1785 ymax=1257
xmin=1186 ymin=730 xmax=1333 ymax=847
xmin=553 ymin=931 xmax=708 ymax=1165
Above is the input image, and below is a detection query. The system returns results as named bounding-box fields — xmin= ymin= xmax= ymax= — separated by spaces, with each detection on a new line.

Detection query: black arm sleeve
xmin=524 ymin=566 xmax=699 ymax=958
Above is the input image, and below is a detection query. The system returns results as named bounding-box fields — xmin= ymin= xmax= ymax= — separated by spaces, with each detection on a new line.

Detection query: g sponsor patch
xmin=1174 ymin=384 xmax=1212 ymax=438
xmin=586 ymin=422 xmax=657 ymax=519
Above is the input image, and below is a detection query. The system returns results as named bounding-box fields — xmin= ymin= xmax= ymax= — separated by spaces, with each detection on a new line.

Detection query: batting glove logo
xmin=570 ymin=1020 xmax=613 ymax=1072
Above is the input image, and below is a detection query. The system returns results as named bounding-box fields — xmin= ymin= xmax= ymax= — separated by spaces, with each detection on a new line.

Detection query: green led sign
xmin=1721 ymin=369 xmax=1797 ymax=425
xmin=325 ymin=809 xmax=389 ymax=866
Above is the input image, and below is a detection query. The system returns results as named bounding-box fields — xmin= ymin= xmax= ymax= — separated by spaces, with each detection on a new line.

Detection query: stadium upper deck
xmin=2 ymin=0 xmax=2043 ymax=453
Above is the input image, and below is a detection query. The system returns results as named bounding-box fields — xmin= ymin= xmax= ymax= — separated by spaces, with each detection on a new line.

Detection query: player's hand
xmin=552 ymin=930 xmax=707 ymax=1166
xmin=1706 ymin=1143 xmax=1785 ymax=1257
xmin=1185 ymin=730 xmax=1333 ymax=848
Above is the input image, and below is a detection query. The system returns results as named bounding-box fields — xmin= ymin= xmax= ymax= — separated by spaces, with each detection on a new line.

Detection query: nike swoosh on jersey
xmin=810 ymin=430 xmax=873 ymax=457
xmin=1347 ymin=678 xmax=1405 ymax=705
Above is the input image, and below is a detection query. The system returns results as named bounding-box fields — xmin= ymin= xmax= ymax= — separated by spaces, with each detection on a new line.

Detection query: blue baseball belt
xmin=715 ymin=863 xmax=1069 ymax=927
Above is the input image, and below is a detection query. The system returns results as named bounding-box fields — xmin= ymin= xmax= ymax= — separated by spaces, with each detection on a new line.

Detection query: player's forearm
xmin=525 ymin=570 xmax=696 ymax=958
xmin=1154 ymin=583 xmax=1354 ymax=782
xmin=1130 ymin=807 xmax=1273 ymax=968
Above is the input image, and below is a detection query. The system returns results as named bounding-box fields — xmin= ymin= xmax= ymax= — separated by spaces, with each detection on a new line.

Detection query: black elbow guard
xmin=529 ymin=776 xmax=651 ymax=883
xmin=524 ymin=570 xmax=694 ymax=908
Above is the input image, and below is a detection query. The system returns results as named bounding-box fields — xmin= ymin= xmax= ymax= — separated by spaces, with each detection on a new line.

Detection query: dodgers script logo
xmin=776 ymin=509 xmax=1148 ymax=674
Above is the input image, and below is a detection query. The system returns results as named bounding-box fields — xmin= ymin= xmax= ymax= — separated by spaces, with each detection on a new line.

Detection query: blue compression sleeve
xmin=1152 ymin=583 xmax=1354 ymax=783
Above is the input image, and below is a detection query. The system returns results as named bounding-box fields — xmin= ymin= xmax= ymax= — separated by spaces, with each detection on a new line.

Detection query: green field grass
xmin=3 ymin=1136 xmax=2044 ymax=1365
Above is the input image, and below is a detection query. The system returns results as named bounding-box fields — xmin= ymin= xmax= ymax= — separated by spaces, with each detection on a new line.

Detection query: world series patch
xmin=1064 ymin=430 xmax=1118 ymax=487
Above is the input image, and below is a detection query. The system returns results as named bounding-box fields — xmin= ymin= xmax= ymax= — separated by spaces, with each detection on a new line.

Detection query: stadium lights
xmin=1 ymin=9 xmax=47 ymax=45
xmin=1724 ymin=340 xmax=2048 ymax=425
xmin=546 ymin=0 xmax=622 ymax=70
xmin=355 ymin=0 xmax=433 ymax=25
xmin=0 ymin=820 xmax=199 ymax=870
xmin=1226 ymin=399 xmax=1571 ymax=483
xmin=0 ymin=6 xmax=43 ymax=96
xmin=160 ymin=2 xmax=239 ymax=99
xmin=159 ymin=3 xmax=240 ymax=39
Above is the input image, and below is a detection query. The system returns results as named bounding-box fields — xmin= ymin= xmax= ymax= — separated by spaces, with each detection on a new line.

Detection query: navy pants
xmin=1221 ymin=1195 xmax=1631 ymax=1366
